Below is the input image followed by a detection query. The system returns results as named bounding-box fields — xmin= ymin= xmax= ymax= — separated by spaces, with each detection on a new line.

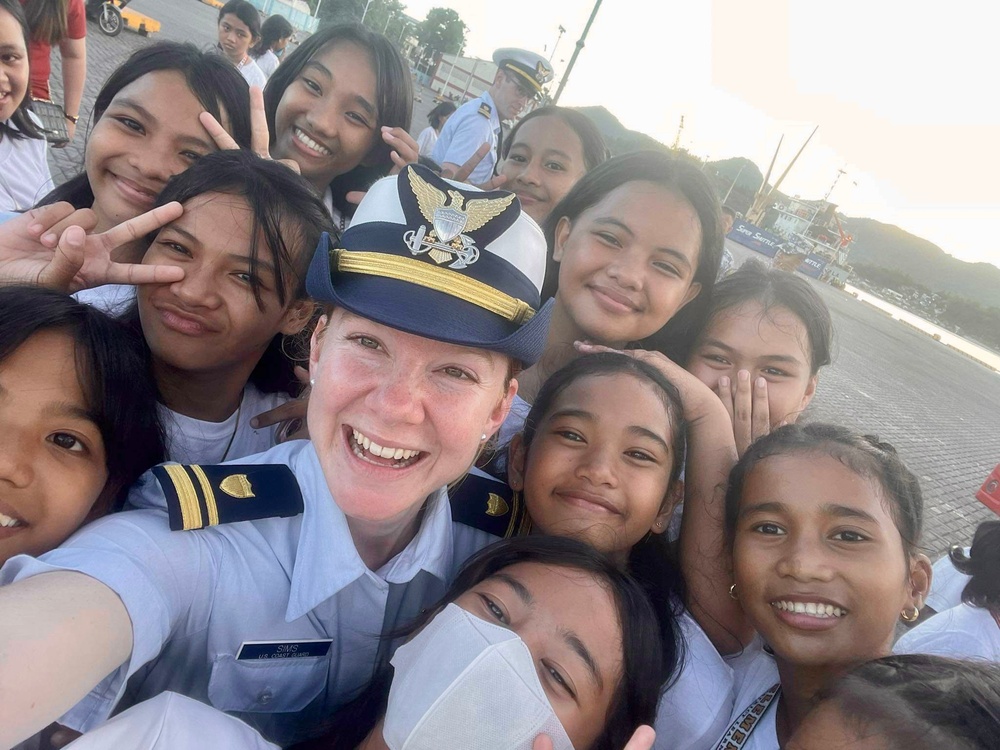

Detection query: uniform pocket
xmin=207 ymin=654 xmax=327 ymax=713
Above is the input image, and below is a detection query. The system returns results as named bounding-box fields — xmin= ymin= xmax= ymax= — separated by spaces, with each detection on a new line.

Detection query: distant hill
xmin=843 ymin=218 xmax=1000 ymax=308
xmin=573 ymin=106 xmax=1000 ymax=308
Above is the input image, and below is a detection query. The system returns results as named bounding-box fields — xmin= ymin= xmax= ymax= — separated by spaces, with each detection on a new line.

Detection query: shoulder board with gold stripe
xmin=449 ymin=472 xmax=529 ymax=539
xmin=152 ymin=463 xmax=304 ymax=532
xmin=477 ymin=101 xmax=492 ymax=119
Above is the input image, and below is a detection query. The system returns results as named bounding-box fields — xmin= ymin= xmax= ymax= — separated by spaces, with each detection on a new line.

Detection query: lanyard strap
xmin=715 ymin=683 xmax=781 ymax=750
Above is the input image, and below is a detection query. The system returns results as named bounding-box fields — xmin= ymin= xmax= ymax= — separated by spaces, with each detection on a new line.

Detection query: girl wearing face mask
xmin=0 ymin=286 xmax=164 ymax=567
xmin=687 ymin=423 xmax=931 ymax=749
xmin=685 ymin=260 xmax=834 ymax=457
xmin=0 ymin=164 xmax=551 ymax=748
xmin=497 ymin=150 xmax=723 ymax=445
xmin=55 ymin=537 xmax=663 ymax=750
xmin=0 ymin=0 xmax=52 ymax=212
xmin=263 ymin=24 xmax=418 ymax=230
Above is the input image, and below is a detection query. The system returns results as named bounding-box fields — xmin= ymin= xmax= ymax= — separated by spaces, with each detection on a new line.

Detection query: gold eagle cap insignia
xmin=486 ymin=493 xmax=510 ymax=517
xmin=407 ymin=168 xmax=516 ymax=236
xmin=220 ymin=474 xmax=255 ymax=499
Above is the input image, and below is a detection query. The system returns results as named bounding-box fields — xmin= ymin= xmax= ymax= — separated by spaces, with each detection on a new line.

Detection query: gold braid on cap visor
xmin=331 ymin=249 xmax=537 ymax=325
xmin=504 ymin=64 xmax=544 ymax=93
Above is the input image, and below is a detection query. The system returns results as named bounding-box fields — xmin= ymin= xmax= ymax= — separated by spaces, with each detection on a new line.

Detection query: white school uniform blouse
xmin=894 ymin=603 xmax=1000 ymax=661
xmin=0 ymin=440 xmax=494 ymax=746
xmin=0 ymin=116 xmax=53 ymax=211
xmin=715 ymin=641 xmax=781 ymax=750
xmin=159 ymin=383 xmax=289 ymax=464
xmin=66 ymin=692 xmax=278 ymax=750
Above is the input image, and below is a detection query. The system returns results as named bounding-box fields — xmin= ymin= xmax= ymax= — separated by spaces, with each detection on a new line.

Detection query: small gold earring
xmin=729 ymin=583 xmax=739 ymax=601
xmin=900 ymin=606 xmax=920 ymax=623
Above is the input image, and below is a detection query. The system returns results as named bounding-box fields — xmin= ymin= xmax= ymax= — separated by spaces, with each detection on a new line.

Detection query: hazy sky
xmin=402 ymin=0 xmax=1000 ymax=270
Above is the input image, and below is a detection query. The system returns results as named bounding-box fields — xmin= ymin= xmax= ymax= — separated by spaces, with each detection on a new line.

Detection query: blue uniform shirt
xmin=431 ymin=90 xmax=501 ymax=184
xmin=0 ymin=441 xmax=494 ymax=746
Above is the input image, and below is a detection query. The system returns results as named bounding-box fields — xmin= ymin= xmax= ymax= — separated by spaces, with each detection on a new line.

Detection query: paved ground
xmin=45 ymin=12 xmax=1000 ymax=560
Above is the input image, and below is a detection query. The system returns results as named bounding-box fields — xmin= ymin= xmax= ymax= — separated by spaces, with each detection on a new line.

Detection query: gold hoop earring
xmin=729 ymin=583 xmax=739 ymax=601
xmin=900 ymin=606 xmax=920 ymax=623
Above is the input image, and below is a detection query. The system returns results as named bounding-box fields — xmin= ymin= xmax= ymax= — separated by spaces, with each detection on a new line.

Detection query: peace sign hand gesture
xmin=0 ymin=201 xmax=185 ymax=293
xmin=199 ymin=86 xmax=301 ymax=174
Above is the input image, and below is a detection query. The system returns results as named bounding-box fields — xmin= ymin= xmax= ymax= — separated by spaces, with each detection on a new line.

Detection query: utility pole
xmin=671 ymin=115 xmax=684 ymax=150
xmin=552 ymin=0 xmax=603 ymax=104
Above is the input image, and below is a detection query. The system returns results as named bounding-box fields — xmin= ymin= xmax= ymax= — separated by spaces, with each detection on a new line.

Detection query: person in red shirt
xmin=20 ymin=0 xmax=87 ymax=144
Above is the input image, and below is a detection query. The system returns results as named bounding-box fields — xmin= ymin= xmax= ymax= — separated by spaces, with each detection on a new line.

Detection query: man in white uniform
xmin=432 ymin=48 xmax=554 ymax=184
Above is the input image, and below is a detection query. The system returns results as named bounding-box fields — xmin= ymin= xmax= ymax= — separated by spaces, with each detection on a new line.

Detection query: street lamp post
xmin=552 ymin=0 xmax=603 ymax=104
xmin=549 ymin=25 xmax=565 ymax=62
xmin=360 ymin=0 xmax=374 ymax=23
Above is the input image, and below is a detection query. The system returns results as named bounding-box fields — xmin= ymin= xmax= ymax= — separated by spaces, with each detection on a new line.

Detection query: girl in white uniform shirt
xmin=0 ymin=0 xmax=52 ymax=212
xmin=496 ymin=352 xmax=737 ymax=750
xmin=687 ymin=424 xmax=931 ymax=749
xmin=262 ymin=24 xmax=419 ymax=230
xmin=250 ymin=14 xmax=293 ymax=80
xmin=895 ymin=520 xmax=1000 ymax=661
xmin=0 ymin=164 xmax=553 ymax=748
xmin=216 ymin=0 xmax=267 ymax=90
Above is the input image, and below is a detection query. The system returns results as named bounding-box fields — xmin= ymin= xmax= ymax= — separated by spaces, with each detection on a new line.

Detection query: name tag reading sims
xmin=237 ymin=639 xmax=333 ymax=660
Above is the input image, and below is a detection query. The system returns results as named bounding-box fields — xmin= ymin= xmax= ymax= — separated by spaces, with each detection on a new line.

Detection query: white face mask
xmin=384 ymin=603 xmax=577 ymax=750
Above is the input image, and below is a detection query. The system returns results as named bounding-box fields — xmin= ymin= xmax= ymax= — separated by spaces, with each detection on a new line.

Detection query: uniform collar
xmin=285 ymin=442 xmax=455 ymax=621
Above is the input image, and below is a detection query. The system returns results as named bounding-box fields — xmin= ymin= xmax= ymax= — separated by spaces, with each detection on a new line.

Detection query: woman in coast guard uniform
xmin=0 ymin=164 xmax=551 ymax=748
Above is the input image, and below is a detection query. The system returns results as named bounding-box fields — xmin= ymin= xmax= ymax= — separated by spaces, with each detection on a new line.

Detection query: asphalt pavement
xmin=44 ymin=8 xmax=1000 ymax=560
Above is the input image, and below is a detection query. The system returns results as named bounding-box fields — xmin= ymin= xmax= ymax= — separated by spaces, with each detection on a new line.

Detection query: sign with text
xmin=797 ymin=253 xmax=829 ymax=279
xmin=728 ymin=219 xmax=784 ymax=257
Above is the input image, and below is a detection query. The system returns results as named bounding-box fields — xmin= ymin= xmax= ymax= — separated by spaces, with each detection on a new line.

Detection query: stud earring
xmin=728 ymin=583 xmax=739 ymax=601
xmin=481 ymin=433 xmax=488 ymax=441
xmin=310 ymin=378 xmax=315 ymax=387
xmin=900 ymin=606 xmax=920 ymax=623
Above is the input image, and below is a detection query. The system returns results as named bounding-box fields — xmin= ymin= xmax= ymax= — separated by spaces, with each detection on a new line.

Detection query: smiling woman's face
xmin=453 ymin=562 xmax=624 ymax=750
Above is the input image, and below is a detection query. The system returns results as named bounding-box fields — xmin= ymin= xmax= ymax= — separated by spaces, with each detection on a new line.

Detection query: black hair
xmin=542 ymin=151 xmax=724 ymax=355
xmin=0 ymin=0 xmax=43 ymax=141
xmin=721 ymin=205 xmax=737 ymax=218
xmin=295 ymin=536 xmax=664 ymax=750
xmin=218 ymin=0 xmax=261 ymax=39
xmin=263 ymin=23 xmax=413 ymax=217
xmin=125 ymin=149 xmax=334 ymax=395
xmin=251 ymin=13 xmax=293 ymax=58
xmin=425 ymin=100 xmax=456 ymax=130
xmin=502 ymin=106 xmax=609 ymax=173
xmin=951 ymin=520 xmax=1000 ymax=612
xmin=692 ymin=258 xmax=834 ymax=374
xmin=518 ymin=352 xmax=686 ymax=687
xmin=813 ymin=654 xmax=1000 ymax=750
xmin=723 ymin=423 xmax=924 ymax=557
xmin=0 ymin=286 xmax=165 ymax=517
xmin=37 ymin=42 xmax=253 ymax=210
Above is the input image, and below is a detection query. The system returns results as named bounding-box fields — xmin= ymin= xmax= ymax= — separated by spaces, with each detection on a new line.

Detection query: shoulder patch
xmin=477 ymin=102 xmax=492 ymax=119
xmin=449 ymin=471 xmax=530 ymax=539
xmin=153 ymin=463 xmax=305 ymax=531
